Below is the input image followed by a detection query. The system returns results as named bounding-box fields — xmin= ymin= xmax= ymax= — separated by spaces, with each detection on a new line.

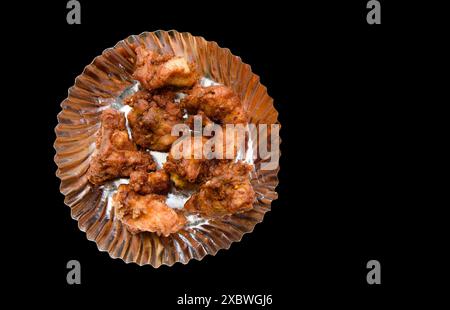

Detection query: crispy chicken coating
xmin=184 ymin=162 xmax=255 ymax=217
xmin=181 ymin=84 xmax=248 ymax=124
xmin=127 ymin=91 xmax=183 ymax=151
xmin=87 ymin=109 xmax=156 ymax=185
xmin=114 ymin=184 xmax=186 ymax=236
xmin=163 ymin=136 xmax=213 ymax=188
xmin=163 ymin=120 xmax=246 ymax=188
xmin=129 ymin=170 xmax=170 ymax=195
xmin=133 ymin=46 xmax=198 ymax=90
xmin=186 ymin=114 xmax=244 ymax=160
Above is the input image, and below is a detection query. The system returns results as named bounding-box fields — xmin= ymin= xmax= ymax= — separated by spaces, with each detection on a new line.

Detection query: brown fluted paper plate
xmin=54 ymin=30 xmax=280 ymax=267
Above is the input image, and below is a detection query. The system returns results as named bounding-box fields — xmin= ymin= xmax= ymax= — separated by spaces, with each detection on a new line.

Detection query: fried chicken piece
xmin=133 ymin=46 xmax=198 ymax=90
xmin=129 ymin=170 xmax=170 ymax=195
xmin=186 ymin=114 xmax=245 ymax=159
xmin=163 ymin=136 xmax=213 ymax=188
xmin=127 ymin=91 xmax=183 ymax=151
xmin=181 ymin=84 xmax=248 ymax=124
xmin=114 ymin=184 xmax=186 ymax=236
xmin=87 ymin=109 xmax=156 ymax=185
xmin=184 ymin=162 xmax=255 ymax=217
xmin=163 ymin=120 xmax=246 ymax=187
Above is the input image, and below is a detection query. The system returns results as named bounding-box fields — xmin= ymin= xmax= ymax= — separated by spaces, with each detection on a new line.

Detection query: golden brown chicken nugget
xmin=184 ymin=162 xmax=255 ymax=217
xmin=133 ymin=46 xmax=198 ymax=90
xmin=87 ymin=109 xmax=155 ymax=185
xmin=181 ymin=85 xmax=248 ymax=124
xmin=114 ymin=184 xmax=186 ymax=236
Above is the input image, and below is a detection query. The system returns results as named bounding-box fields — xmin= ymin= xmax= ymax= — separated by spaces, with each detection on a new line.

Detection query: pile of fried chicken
xmin=86 ymin=46 xmax=255 ymax=237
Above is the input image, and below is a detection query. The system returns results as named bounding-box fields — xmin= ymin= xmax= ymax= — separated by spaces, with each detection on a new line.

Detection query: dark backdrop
xmin=10 ymin=0 xmax=410 ymax=307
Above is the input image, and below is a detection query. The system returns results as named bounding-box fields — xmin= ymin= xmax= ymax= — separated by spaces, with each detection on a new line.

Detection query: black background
xmin=9 ymin=0 xmax=422 ymax=307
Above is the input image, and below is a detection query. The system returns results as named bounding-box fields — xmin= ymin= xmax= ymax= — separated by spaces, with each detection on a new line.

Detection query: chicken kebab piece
xmin=164 ymin=116 xmax=247 ymax=186
xmin=113 ymin=180 xmax=186 ymax=236
xmin=184 ymin=161 xmax=256 ymax=217
xmin=126 ymin=90 xmax=183 ymax=152
xmin=87 ymin=109 xmax=155 ymax=185
xmin=181 ymin=84 xmax=248 ymax=124
xmin=133 ymin=46 xmax=198 ymax=91
xmin=111 ymin=164 xmax=185 ymax=236
xmin=163 ymin=135 xmax=214 ymax=188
